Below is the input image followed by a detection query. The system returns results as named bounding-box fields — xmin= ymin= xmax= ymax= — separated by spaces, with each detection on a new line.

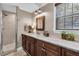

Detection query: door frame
xmin=1 ymin=10 xmax=17 ymax=52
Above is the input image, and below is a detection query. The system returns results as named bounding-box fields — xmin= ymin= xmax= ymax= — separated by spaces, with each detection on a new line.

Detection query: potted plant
xmin=61 ymin=31 xmax=67 ymax=39
xmin=66 ymin=33 xmax=75 ymax=41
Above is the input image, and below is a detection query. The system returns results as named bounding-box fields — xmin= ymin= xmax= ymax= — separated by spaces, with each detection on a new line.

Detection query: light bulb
xmin=35 ymin=12 xmax=38 ymax=15
xmin=38 ymin=9 xmax=42 ymax=13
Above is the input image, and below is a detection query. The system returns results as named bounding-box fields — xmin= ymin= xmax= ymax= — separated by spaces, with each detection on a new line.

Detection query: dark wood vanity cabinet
xmin=22 ymin=34 xmax=61 ymax=56
xmin=22 ymin=34 xmax=79 ymax=56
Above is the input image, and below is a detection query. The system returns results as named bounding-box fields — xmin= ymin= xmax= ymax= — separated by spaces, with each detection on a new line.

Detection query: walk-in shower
xmin=2 ymin=11 xmax=16 ymax=51
xmin=0 ymin=4 xmax=18 ymax=55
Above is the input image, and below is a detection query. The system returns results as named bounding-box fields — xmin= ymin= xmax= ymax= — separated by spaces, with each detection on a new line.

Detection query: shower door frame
xmin=1 ymin=10 xmax=18 ymax=52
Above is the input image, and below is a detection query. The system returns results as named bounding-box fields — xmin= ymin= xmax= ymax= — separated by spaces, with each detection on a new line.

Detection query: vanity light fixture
xmin=34 ymin=11 xmax=38 ymax=15
xmin=38 ymin=9 xmax=42 ymax=13
xmin=35 ymin=12 xmax=38 ymax=15
xmin=34 ymin=9 xmax=42 ymax=15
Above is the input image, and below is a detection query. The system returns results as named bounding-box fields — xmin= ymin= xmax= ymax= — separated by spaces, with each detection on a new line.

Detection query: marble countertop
xmin=22 ymin=32 xmax=79 ymax=52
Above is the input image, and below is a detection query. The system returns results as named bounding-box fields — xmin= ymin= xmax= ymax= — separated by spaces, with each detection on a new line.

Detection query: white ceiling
xmin=3 ymin=3 xmax=47 ymax=13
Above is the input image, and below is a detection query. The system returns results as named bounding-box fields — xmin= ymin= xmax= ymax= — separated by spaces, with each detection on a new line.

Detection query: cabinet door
xmin=62 ymin=48 xmax=79 ymax=56
xmin=34 ymin=40 xmax=37 ymax=56
xmin=29 ymin=38 xmax=35 ymax=56
xmin=22 ymin=34 xmax=26 ymax=52
xmin=26 ymin=36 xmax=35 ymax=56
xmin=26 ymin=39 xmax=29 ymax=53
xmin=30 ymin=42 xmax=35 ymax=56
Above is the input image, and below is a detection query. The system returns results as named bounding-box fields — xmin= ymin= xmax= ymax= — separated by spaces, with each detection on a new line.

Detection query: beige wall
xmin=33 ymin=3 xmax=54 ymax=35
xmin=17 ymin=8 xmax=33 ymax=48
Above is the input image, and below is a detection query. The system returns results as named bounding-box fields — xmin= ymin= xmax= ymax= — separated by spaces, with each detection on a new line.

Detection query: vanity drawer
xmin=62 ymin=48 xmax=79 ymax=56
xmin=44 ymin=42 xmax=61 ymax=52
xmin=37 ymin=40 xmax=45 ymax=47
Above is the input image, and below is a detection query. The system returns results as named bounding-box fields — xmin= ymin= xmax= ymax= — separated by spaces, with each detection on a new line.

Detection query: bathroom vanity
xmin=22 ymin=33 xmax=79 ymax=56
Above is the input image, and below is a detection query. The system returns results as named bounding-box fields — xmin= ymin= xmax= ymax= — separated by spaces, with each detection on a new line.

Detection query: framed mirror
xmin=36 ymin=16 xmax=45 ymax=31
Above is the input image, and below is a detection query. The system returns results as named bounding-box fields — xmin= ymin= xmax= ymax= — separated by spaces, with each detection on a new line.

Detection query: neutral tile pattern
xmin=1 ymin=50 xmax=16 ymax=56
xmin=3 ymin=43 xmax=15 ymax=52
xmin=6 ymin=49 xmax=27 ymax=56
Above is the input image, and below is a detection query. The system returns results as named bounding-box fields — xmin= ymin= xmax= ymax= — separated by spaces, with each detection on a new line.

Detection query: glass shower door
xmin=2 ymin=12 xmax=16 ymax=53
xmin=0 ymin=4 xmax=2 ymax=55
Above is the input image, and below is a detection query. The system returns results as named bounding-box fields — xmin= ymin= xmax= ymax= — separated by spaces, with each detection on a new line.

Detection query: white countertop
xmin=23 ymin=33 xmax=79 ymax=52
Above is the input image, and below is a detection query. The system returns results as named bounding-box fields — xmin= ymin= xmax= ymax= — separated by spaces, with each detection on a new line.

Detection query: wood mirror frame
xmin=36 ymin=16 xmax=45 ymax=31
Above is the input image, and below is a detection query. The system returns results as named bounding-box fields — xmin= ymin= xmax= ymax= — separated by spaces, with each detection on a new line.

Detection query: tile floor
xmin=0 ymin=49 xmax=27 ymax=56
xmin=6 ymin=49 xmax=27 ymax=56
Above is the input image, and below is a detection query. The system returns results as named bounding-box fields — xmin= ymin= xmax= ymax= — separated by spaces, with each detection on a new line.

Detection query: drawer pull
xmin=41 ymin=48 xmax=45 ymax=51
xmin=43 ymin=44 xmax=44 ymax=47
